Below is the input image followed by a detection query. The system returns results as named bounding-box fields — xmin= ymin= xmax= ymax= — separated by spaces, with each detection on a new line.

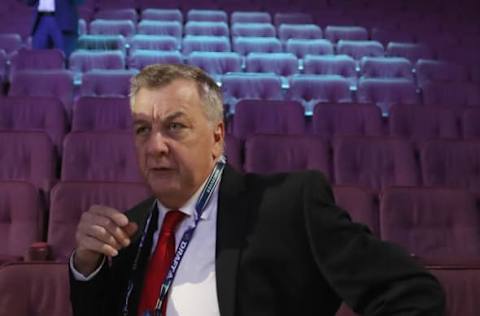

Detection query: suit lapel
xmin=216 ymin=166 xmax=249 ymax=316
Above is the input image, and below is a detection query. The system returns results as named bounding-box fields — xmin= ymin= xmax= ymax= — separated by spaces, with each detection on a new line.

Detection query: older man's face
xmin=132 ymin=79 xmax=224 ymax=208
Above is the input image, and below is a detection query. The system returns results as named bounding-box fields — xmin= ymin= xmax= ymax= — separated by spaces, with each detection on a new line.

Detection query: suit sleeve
xmin=302 ymin=171 xmax=445 ymax=316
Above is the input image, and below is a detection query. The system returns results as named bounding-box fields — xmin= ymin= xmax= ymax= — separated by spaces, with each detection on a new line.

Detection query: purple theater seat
xmin=386 ymin=42 xmax=434 ymax=64
xmin=0 ymin=50 xmax=6 ymax=83
xmin=69 ymin=50 xmax=125 ymax=74
xmin=61 ymin=131 xmax=143 ymax=182
xmin=360 ymin=57 xmax=413 ymax=80
xmin=244 ymin=135 xmax=331 ymax=178
xmin=231 ymin=23 xmax=276 ymax=38
xmin=0 ymin=33 xmax=22 ymax=57
xmin=80 ymin=69 xmax=138 ymax=98
xmin=371 ymin=27 xmax=416 ymax=47
xmin=381 ymin=187 xmax=480 ymax=260
xmin=8 ymin=70 xmax=74 ymax=114
xmin=286 ymin=75 xmax=352 ymax=113
xmin=463 ymin=108 xmax=480 ymax=139
xmin=337 ymin=40 xmax=384 ymax=60
xmin=278 ymin=24 xmax=322 ymax=42
xmin=136 ymin=21 xmax=182 ymax=39
xmin=232 ymin=100 xmax=305 ymax=140
xmin=0 ymin=182 xmax=43 ymax=264
xmin=415 ymin=59 xmax=469 ymax=88
xmin=357 ymin=78 xmax=418 ymax=114
xmin=0 ymin=263 xmax=73 ymax=316
xmin=77 ymin=34 xmax=127 ymax=53
xmin=78 ymin=19 xmax=87 ymax=36
xmin=141 ymin=9 xmax=183 ymax=23
xmin=185 ymin=21 xmax=229 ymax=37
xmin=48 ymin=182 xmax=151 ymax=260
xmin=221 ymin=73 xmax=283 ymax=111
xmin=182 ymin=36 xmax=231 ymax=55
xmin=333 ymin=185 xmax=379 ymax=235
xmin=94 ymin=8 xmax=138 ymax=22
xmin=128 ymin=35 xmax=179 ymax=52
xmin=245 ymin=52 xmax=298 ymax=77
xmin=420 ymin=140 xmax=480 ymax=190
xmin=324 ymin=26 xmax=368 ymax=43
xmin=233 ymin=37 xmax=282 ymax=55
xmin=9 ymin=48 xmax=65 ymax=79
xmin=0 ymin=131 xmax=56 ymax=194
xmin=89 ymin=19 xmax=135 ymax=38
xmin=231 ymin=11 xmax=271 ymax=24
xmin=274 ymin=13 xmax=313 ymax=27
xmin=285 ymin=39 xmax=334 ymax=59
xmin=303 ymin=55 xmax=357 ymax=88
xmin=187 ymin=51 xmax=241 ymax=81
xmin=224 ymin=134 xmax=243 ymax=172
xmin=312 ymin=103 xmax=383 ymax=140
xmin=334 ymin=136 xmax=419 ymax=190
xmin=422 ymin=82 xmax=480 ymax=107
xmin=0 ymin=96 xmax=67 ymax=153
xmin=389 ymin=104 xmax=459 ymax=142
xmin=187 ymin=9 xmax=227 ymax=22
xmin=72 ymin=96 xmax=132 ymax=132
xmin=128 ymin=50 xmax=183 ymax=71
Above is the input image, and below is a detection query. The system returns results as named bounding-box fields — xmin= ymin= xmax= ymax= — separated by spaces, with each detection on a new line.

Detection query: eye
xmin=168 ymin=122 xmax=185 ymax=131
xmin=135 ymin=125 xmax=151 ymax=136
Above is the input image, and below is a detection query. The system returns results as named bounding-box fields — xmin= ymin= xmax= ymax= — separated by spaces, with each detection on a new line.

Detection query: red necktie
xmin=137 ymin=210 xmax=186 ymax=316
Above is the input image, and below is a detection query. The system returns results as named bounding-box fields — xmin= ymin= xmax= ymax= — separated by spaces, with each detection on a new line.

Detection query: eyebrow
xmin=133 ymin=111 xmax=187 ymax=126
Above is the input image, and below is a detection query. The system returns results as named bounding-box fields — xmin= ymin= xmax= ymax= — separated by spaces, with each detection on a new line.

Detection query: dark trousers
xmin=32 ymin=14 xmax=77 ymax=57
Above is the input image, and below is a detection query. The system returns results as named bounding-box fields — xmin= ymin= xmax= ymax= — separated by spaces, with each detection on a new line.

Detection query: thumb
xmin=124 ymin=222 xmax=138 ymax=237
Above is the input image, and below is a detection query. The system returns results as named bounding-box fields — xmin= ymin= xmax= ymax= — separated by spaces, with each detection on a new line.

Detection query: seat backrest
xmin=245 ymin=52 xmax=299 ymax=77
xmin=89 ymin=19 xmax=135 ymax=37
xmin=231 ymin=23 xmax=276 ymax=38
xmin=10 ymin=48 xmax=65 ymax=78
xmin=386 ymin=42 xmax=434 ymax=63
xmin=129 ymin=35 xmax=179 ymax=52
xmin=128 ymin=50 xmax=183 ymax=70
xmin=187 ymin=9 xmax=228 ymax=22
xmin=80 ymin=69 xmax=137 ymax=98
xmin=231 ymin=11 xmax=272 ymax=24
xmin=95 ymin=8 xmax=138 ymax=22
xmin=187 ymin=51 xmax=242 ymax=75
xmin=278 ymin=24 xmax=322 ymax=42
xmin=337 ymin=40 xmax=385 ymax=60
xmin=463 ymin=107 xmax=480 ymax=139
xmin=137 ymin=20 xmax=183 ymax=38
xmin=324 ymin=25 xmax=368 ymax=43
xmin=69 ymin=50 xmax=125 ymax=73
xmin=360 ymin=57 xmax=413 ymax=80
xmin=182 ymin=36 xmax=231 ymax=55
xmin=415 ymin=59 xmax=469 ymax=88
xmin=184 ymin=21 xmax=229 ymax=37
xmin=422 ymin=82 xmax=480 ymax=106
xmin=141 ymin=9 xmax=183 ymax=22
xmin=0 ymin=33 xmax=22 ymax=55
xmin=274 ymin=13 xmax=313 ymax=27
xmin=285 ymin=39 xmax=334 ymax=59
xmin=233 ymin=37 xmax=282 ymax=55
xmin=77 ymin=34 xmax=127 ymax=53
xmin=303 ymin=55 xmax=356 ymax=78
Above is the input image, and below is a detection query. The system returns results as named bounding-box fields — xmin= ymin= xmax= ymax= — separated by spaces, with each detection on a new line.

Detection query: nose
xmin=146 ymin=131 xmax=169 ymax=156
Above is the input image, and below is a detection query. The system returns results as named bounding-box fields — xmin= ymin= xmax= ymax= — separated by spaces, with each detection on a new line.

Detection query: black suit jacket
xmin=70 ymin=166 xmax=445 ymax=316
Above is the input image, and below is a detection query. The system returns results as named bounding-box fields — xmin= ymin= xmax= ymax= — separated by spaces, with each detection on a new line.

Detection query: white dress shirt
xmin=70 ymin=177 xmax=221 ymax=316
xmin=38 ymin=0 xmax=55 ymax=12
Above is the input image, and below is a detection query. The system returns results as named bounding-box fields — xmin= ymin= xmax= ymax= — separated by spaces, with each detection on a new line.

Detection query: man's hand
xmin=73 ymin=205 xmax=138 ymax=276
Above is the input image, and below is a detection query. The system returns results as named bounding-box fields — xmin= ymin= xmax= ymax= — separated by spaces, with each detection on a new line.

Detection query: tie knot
xmin=161 ymin=210 xmax=185 ymax=235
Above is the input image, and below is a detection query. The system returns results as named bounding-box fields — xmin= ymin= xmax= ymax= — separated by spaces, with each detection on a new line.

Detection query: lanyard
xmin=122 ymin=159 xmax=225 ymax=316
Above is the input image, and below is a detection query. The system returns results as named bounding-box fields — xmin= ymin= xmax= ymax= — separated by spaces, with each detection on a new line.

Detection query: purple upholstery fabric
xmin=371 ymin=28 xmax=416 ymax=47
xmin=141 ymin=9 xmax=183 ymax=23
xmin=360 ymin=57 xmax=413 ymax=80
xmin=245 ymin=53 xmax=298 ymax=77
xmin=286 ymin=75 xmax=352 ymax=113
xmin=231 ymin=23 xmax=276 ymax=38
xmin=233 ymin=100 xmax=305 ymax=140
xmin=128 ymin=50 xmax=183 ymax=70
xmin=285 ymin=39 xmax=334 ymax=59
xmin=233 ymin=37 xmax=282 ymax=55
xmin=80 ymin=69 xmax=137 ymax=98
xmin=221 ymin=73 xmax=283 ymax=110
xmin=95 ymin=8 xmax=138 ymax=22
xmin=0 ymin=263 xmax=73 ymax=316
xmin=48 ymin=182 xmax=150 ymax=260
xmin=129 ymin=35 xmax=179 ymax=52
xmin=303 ymin=55 xmax=357 ymax=87
xmin=274 ymin=13 xmax=314 ymax=27
xmin=231 ymin=11 xmax=271 ymax=24
xmin=357 ymin=78 xmax=418 ymax=114
xmin=312 ymin=103 xmax=383 ymax=139
xmin=334 ymin=136 xmax=419 ymax=190
xmin=9 ymin=48 xmax=65 ymax=79
xmin=0 ymin=50 xmax=6 ymax=84
xmin=0 ymin=182 xmax=43 ymax=261
xmin=137 ymin=21 xmax=182 ymax=39
xmin=324 ymin=26 xmax=368 ymax=43
xmin=244 ymin=135 xmax=331 ymax=178
xmin=0 ymin=96 xmax=67 ymax=153
xmin=463 ymin=108 xmax=480 ymax=139
xmin=72 ymin=96 xmax=132 ymax=131
xmin=185 ymin=21 xmax=229 ymax=37
xmin=77 ymin=35 xmax=127 ymax=53
xmin=89 ymin=19 xmax=135 ymax=38
xmin=386 ymin=42 xmax=434 ymax=63
xmin=69 ymin=50 xmax=125 ymax=74
xmin=61 ymin=131 xmax=143 ymax=182
xmin=0 ymin=132 xmax=56 ymax=193
xmin=415 ymin=59 xmax=469 ymax=88
xmin=420 ymin=140 xmax=480 ymax=190
xmin=182 ymin=36 xmax=231 ymax=55
xmin=187 ymin=9 xmax=227 ymax=22
xmin=0 ymin=33 xmax=22 ymax=57
xmin=337 ymin=40 xmax=384 ymax=60
xmin=224 ymin=134 xmax=243 ymax=172
xmin=389 ymin=104 xmax=459 ymax=141
xmin=333 ymin=185 xmax=379 ymax=235
xmin=422 ymin=82 xmax=480 ymax=107
xmin=187 ymin=52 xmax=242 ymax=79
xmin=380 ymin=187 xmax=480 ymax=259
xmin=8 ymin=70 xmax=74 ymax=114
xmin=278 ymin=24 xmax=322 ymax=42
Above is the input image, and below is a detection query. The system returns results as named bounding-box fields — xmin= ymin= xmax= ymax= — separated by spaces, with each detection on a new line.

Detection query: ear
xmin=212 ymin=120 xmax=225 ymax=159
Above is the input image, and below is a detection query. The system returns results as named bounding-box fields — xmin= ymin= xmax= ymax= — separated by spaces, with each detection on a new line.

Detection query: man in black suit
xmin=69 ymin=64 xmax=445 ymax=316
